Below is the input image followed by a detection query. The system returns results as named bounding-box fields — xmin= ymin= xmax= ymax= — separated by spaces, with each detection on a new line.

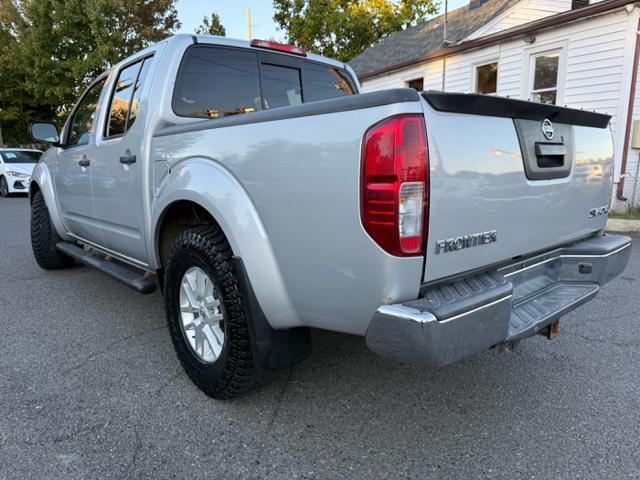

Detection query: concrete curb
xmin=606 ymin=218 xmax=640 ymax=233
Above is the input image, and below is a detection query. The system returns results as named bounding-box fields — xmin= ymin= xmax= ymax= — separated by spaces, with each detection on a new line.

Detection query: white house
xmin=349 ymin=0 xmax=640 ymax=212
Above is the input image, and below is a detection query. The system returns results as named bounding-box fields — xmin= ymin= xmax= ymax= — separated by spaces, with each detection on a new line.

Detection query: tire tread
xmin=165 ymin=224 xmax=260 ymax=399
xmin=30 ymin=190 xmax=74 ymax=270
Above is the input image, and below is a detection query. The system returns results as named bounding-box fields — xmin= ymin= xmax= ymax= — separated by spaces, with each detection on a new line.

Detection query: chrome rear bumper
xmin=366 ymin=234 xmax=632 ymax=367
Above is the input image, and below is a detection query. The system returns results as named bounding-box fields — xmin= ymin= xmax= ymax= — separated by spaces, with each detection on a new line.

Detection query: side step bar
xmin=56 ymin=242 xmax=157 ymax=294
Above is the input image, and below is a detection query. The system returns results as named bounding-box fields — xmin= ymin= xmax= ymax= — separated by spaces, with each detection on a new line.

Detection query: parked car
xmin=28 ymin=35 xmax=631 ymax=399
xmin=0 ymin=148 xmax=42 ymax=196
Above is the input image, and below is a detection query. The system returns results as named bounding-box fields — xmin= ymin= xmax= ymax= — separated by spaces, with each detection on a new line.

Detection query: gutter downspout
xmin=617 ymin=12 xmax=640 ymax=201
xmin=442 ymin=56 xmax=447 ymax=91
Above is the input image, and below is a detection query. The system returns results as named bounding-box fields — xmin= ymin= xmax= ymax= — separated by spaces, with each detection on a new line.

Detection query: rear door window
xmin=173 ymin=47 xmax=262 ymax=118
xmin=105 ymin=56 xmax=153 ymax=138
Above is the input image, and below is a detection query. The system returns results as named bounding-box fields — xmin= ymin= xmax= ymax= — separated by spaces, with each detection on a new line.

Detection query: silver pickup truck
xmin=29 ymin=35 xmax=631 ymax=398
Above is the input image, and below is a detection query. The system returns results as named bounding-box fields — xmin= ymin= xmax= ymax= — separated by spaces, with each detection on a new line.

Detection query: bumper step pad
xmin=367 ymin=234 xmax=632 ymax=367
xmin=510 ymin=282 xmax=598 ymax=340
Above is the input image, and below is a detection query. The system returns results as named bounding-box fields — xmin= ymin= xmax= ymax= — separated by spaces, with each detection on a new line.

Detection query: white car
xmin=0 ymin=148 xmax=43 ymax=196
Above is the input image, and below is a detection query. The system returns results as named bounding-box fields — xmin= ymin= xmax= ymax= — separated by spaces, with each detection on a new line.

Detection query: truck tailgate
xmin=421 ymin=92 xmax=613 ymax=283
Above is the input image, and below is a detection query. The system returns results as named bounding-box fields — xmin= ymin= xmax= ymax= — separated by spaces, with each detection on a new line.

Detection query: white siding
xmin=467 ymin=0 xmax=572 ymax=40
xmin=620 ymin=43 xmax=640 ymax=206
xmin=359 ymin=7 xmax=639 ymax=187
xmin=360 ymin=60 xmax=445 ymax=92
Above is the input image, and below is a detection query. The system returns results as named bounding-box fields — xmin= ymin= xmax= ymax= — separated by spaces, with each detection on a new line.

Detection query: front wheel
xmin=0 ymin=176 xmax=9 ymax=197
xmin=164 ymin=225 xmax=260 ymax=399
xmin=30 ymin=190 xmax=74 ymax=270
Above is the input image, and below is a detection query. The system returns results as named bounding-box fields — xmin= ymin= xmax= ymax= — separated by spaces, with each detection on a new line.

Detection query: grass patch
xmin=609 ymin=208 xmax=640 ymax=220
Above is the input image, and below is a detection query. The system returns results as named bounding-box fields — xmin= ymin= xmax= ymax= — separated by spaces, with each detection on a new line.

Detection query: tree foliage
xmin=196 ymin=11 xmax=226 ymax=36
xmin=0 ymin=0 xmax=179 ymax=145
xmin=273 ymin=0 xmax=439 ymax=62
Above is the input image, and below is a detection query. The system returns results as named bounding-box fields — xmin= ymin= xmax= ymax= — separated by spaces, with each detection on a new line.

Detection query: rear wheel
xmin=30 ymin=190 xmax=74 ymax=270
xmin=0 ymin=176 xmax=9 ymax=197
xmin=164 ymin=224 xmax=260 ymax=399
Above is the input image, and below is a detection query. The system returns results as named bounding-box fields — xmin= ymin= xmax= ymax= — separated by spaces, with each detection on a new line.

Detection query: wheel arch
xmin=29 ymin=163 xmax=69 ymax=240
xmin=28 ymin=178 xmax=41 ymax=203
xmin=151 ymin=158 xmax=300 ymax=330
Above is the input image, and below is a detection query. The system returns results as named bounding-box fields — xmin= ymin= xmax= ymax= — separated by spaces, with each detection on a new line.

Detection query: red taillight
xmin=361 ymin=115 xmax=428 ymax=256
xmin=250 ymin=39 xmax=307 ymax=56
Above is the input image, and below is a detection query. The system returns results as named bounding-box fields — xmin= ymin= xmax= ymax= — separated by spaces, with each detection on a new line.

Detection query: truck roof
xmin=104 ymin=34 xmax=360 ymax=93
xmin=111 ymin=34 xmax=349 ymax=73
xmin=187 ymin=34 xmax=348 ymax=70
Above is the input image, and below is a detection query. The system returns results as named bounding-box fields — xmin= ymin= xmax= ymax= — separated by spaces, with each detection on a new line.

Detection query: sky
xmin=176 ymin=0 xmax=470 ymax=42
xmin=176 ymin=1 xmax=283 ymax=41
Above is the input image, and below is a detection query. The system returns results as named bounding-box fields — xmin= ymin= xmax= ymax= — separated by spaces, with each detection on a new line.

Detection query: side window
xmin=173 ymin=46 xmax=262 ymax=118
xmin=261 ymin=64 xmax=302 ymax=109
xmin=406 ymin=78 xmax=424 ymax=92
xmin=476 ymin=62 xmax=497 ymax=94
xmin=127 ymin=59 xmax=153 ymax=130
xmin=67 ymin=78 xmax=107 ymax=147
xmin=304 ymin=62 xmax=355 ymax=102
xmin=106 ymin=56 xmax=153 ymax=138
xmin=529 ymin=51 xmax=560 ymax=105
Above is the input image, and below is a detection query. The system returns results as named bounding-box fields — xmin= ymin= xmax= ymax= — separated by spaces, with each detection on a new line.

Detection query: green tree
xmin=273 ymin=0 xmax=439 ymax=62
xmin=0 ymin=0 xmax=179 ymax=145
xmin=196 ymin=11 xmax=226 ymax=36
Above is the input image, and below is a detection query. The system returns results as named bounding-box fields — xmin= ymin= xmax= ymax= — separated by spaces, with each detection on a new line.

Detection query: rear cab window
xmin=172 ymin=45 xmax=356 ymax=119
xmin=261 ymin=63 xmax=302 ymax=109
xmin=173 ymin=47 xmax=262 ymax=118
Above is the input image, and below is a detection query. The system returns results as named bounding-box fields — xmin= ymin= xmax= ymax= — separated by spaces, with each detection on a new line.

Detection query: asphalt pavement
xmin=1 ymin=195 xmax=639 ymax=479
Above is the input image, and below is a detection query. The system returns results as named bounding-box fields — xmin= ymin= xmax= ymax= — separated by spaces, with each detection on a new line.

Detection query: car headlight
xmin=6 ymin=171 xmax=27 ymax=178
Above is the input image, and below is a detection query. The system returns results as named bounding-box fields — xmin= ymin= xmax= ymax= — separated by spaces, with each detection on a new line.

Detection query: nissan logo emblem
xmin=541 ymin=119 xmax=554 ymax=140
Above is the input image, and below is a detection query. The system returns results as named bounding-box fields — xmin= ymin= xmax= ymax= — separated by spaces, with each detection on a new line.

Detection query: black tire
xmin=164 ymin=224 xmax=260 ymax=399
xmin=0 ymin=176 xmax=9 ymax=197
xmin=30 ymin=190 xmax=74 ymax=270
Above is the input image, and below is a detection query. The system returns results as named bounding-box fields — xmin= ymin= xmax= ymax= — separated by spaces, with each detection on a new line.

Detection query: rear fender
xmin=152 ymin=158 xmax=300 ymax=329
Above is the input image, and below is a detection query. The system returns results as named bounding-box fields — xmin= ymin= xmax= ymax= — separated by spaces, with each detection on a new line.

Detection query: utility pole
xmin=247 ymin=7 xmax=252 ymax=40
xmin=443 ymin=0 xmax=448 ymax=44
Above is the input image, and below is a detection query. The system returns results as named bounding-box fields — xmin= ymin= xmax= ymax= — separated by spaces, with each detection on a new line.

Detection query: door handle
xmin=78 ymin=156 xmax=90 ymax=167
xmin=119 ymin=151 xmax=136 ymax=165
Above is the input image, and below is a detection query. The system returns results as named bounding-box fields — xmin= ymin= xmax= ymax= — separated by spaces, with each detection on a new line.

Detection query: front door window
xmin=67 ymin=78 xmax=107 ymax=146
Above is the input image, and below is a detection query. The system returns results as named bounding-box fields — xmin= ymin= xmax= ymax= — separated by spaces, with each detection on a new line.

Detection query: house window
xmin=530 ymin=51 xmax=560 ymax=105
xmin=476 ymin=62 xmax=497 ymax=94
xmin=407 ymin=78 xmax=424 ymax=91
xmin=571 ymin=0 xmax=589 ymax=9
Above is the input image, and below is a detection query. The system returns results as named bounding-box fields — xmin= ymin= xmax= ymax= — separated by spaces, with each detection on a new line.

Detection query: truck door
xmin=54 ymin=77 xmax=108 ymax=244
xmin=90 ymin=55 xmax=155 ymax=265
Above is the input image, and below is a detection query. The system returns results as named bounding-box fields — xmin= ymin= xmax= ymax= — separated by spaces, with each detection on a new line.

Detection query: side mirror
xmin=31 ymin=122 xmax=61 ymax=145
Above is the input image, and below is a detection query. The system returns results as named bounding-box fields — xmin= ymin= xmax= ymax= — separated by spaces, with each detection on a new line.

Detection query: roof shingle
xmin=349 ymin=0 xmax=520 ymax=78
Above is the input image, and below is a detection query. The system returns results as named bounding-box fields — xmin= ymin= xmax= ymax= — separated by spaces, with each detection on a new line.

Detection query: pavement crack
xmin=253 ymin=369 xmax=293 ymax=469
xmin=154 ymin=371 xmax=182 ymax=396
xmin=265 ymin=368 xmax=292 ymax=434
xmin=568 ymin=331 xmax=640 ymax=349
xmin=61 ymin=325 xmax=165 ymax=376
xmin=123 ymin=426 xmax=142 ymax=480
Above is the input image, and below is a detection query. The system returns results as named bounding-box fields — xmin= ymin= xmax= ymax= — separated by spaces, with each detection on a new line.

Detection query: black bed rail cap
xmin=422 ymin=91 xmax=611 ymax=129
